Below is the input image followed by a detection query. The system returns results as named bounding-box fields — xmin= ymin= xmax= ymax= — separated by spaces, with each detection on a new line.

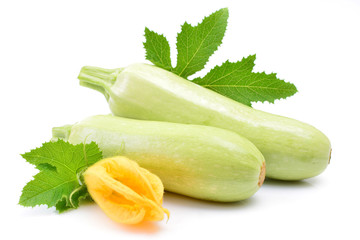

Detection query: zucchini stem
xmin=52 ymin=124 xmax=73 ymax=141
xmin=78 ymin=66 xmax=123 ymax=100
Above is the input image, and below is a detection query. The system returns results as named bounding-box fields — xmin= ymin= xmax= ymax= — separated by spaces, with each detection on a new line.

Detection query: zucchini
xmin=78 ymin=63 xmax=331 ymax=180
xmin=52 ymin=115 xmax=266 ymax=202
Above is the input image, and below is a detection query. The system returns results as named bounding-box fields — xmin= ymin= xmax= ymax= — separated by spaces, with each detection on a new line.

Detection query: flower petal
xmin=84 ymin=156 xmax=169 ymax=224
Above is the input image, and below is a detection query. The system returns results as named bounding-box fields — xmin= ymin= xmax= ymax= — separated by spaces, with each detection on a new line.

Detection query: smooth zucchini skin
xmin=52 ymin=115 xmax=266 ymax=202
xmin=78 ymin=63 xmax=331 ymax=180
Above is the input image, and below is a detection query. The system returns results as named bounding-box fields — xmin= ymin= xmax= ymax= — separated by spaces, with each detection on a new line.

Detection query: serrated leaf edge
xmin=174 ymin=8 xmax=229 ymax=78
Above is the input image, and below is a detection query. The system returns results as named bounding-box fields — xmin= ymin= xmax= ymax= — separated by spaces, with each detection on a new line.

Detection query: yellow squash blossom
xmin=84 ymin=156 xmax=169 ymax=224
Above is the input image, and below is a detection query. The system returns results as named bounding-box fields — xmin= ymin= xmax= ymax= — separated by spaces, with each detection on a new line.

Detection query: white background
xmin=1 ymin=0 xmax=359 ymax=239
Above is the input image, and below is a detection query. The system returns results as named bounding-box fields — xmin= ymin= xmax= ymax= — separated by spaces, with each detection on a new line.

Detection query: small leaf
xmin=173 ymin=8 xmax=229 ymax=78
xmin=19 ymin=140 xmax=103 ymax=212
xmin=144 ymin=27 xmax=172 ymax=71
xmin=193 ymin=55 xmax=298 ymax=106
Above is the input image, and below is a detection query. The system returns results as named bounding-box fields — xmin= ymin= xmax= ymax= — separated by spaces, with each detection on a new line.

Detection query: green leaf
xmin=19 ymin=139 xmax=102 ymax=212
xmin=193 ymin=55 xmax=298 ymax=106
xmin=173 ymin=8 xmax=228 ymax=78
xmin=142 ymin=8 xmax=298 ymax=106
xmin=144 ymin=27 xmax=172 ymax=71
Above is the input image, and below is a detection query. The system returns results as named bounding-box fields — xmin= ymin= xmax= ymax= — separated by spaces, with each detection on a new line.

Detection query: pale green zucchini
xmin=78 ymin=63 xmax=331 ymax=180
xmin=52 ymin=115 xmax=266 ymax=202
